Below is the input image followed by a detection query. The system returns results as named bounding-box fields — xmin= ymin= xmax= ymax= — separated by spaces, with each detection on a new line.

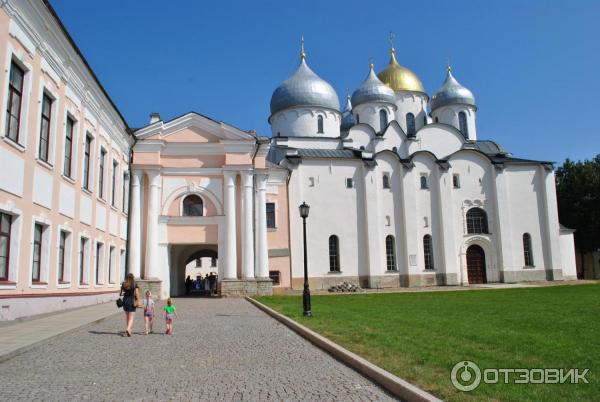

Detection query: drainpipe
xmin=125 ymin=135 xmax=136 ymax=277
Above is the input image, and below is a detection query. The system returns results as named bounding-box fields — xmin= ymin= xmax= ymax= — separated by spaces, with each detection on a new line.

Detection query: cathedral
xmin=0 ymin=0 xmax=577 ymax=319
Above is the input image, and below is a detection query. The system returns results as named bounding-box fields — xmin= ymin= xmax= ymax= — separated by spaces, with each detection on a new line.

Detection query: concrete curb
xmin=246 ymin=297 xmax=442 ymax=402
xmin=0 ymin=306 xmax=119 ymax=363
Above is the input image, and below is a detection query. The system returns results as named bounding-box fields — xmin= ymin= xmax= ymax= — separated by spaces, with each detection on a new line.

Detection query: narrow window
xmin=423 ymin=115 xmax=427 ymax=126
xmin=266 ymin=202 xmax=276 ymax=228
xmin=98 ymin=148 xmax=106 ymax=198
xmin=111 ymin=160 xmax=118 ymax=207
xmin=466 ymin=208 xmax=488 ymax=234
xmin=95 ymin=242 xmax=102 ymax=285
xmin=420 ymin=174 xmax=428 ymax=189
xmin=183 ymin=195 xmax=203 ymax=216
xmin=122 ymin=172 xmax=127 ymax=212
xmin=63 ymin=116 xmax=74 ymax=178
xmin=406 ymin=113 xmax=416 ymax=136
xmin=434 ymin=116 xmax=439 ymax=123
xmin=83 ymin=134 xmax=92 ymax=190
xmin=108 ymin=246 xmax=115 ymax=284
xmin=453 ymin=174 xmax=460 ymax=188
xmin=356 ymin=114 xmax=360 ymax=124
xmin=385 ymin=215 xmax=391 ymax=226
xmin=382 ymin=173 xmax=390 ymax=189
xmin=424 ymin=217 xmax=429 ymax=228
xmin=5 ymin=61 xmax=25 ymax=142
xmin=523 ymin=233 xmax=534 ymax=267
xmin=379 ymin=109 xmax=388 ymax=131
xmin=329 ymin=235 xmax=340 ymax=272
xmin=346 ymin=178 xmax=353 ymax=188
xmin=0 ymin=213 xmax=12 ymax=281
xmin=308 ymin=177 xmax=315 ymax=187
xmin=32 ymin=223 xmax=43 ymax=282
xmin=79 ymin=238 xmax=86 ymax=285
xmin=317 ymin=115 xmax=324 ymax=133
xmin=196 ymin=258 xmax=202 ymax=267
xmin=58 ymin=231 xmax=67 ymax=283
xmin=39 ymin=93 xmax=52 ymax=162
xmin=386 ymin=235 xmax=396 ymax=271
xmin=269 ymin=270 xmax=281 ymax=285
xmin=423 ymin=235 xmax=434 ymax=270
xmin=458 ymin=111 xmax=469 ymax=139
xmin=211 ymin=257 xmax=217 ymax=267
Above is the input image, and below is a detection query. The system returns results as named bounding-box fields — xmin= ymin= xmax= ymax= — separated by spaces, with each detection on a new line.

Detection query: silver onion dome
xmin=341 ymin=95 xmax=355 ymax=131
xmin=270 ymin=58 xmax=340 ymax=117
xmin=431 ymin=67 xmax=476 ymax=111
xmin=351 ymin=65 xmax=396 ymax=107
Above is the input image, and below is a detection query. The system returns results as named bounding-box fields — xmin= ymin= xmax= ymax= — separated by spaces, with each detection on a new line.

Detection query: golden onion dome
xmin=377 ymin=48 xmax=425 ymax=94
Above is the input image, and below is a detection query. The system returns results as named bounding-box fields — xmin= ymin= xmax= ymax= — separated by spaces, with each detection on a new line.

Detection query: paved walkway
xmin=0 ymin=298 xmax=395 ymax=401
xmin=0 ymin=302 xmax=117 ymax=361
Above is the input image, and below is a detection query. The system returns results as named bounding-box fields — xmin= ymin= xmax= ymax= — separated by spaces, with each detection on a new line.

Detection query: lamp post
xmin=299 ymin=202 xmax=312 ymax=316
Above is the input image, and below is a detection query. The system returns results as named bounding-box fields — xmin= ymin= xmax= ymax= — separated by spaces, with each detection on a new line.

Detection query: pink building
xmin=130 ymin=112 xmax=290 ymax=299
xmin=0 ymin=1 xmax=134 ymax=319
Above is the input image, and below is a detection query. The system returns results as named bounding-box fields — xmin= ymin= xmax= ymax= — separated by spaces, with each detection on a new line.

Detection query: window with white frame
xmin=346 ymin=178 xmax=353 ymax=188
xmin=523 ymin=233 xmax=534 ymax=267
xmin=57 ymin=230 xmax=70 ymax=284
xmin=5 ymin=60 xmax=25 ymax=143
xmin=317 ymin=115 xmax=324 ymax=133
xmin=63 ymin=116 xmax=75 ymax=178
xmin=420 ymin=174 xmax=428 ymax=189
xmin=83 ymin=133 xmax=93 ymax=191
xmin=329 ymin=235 xmax=340 ymax=272
xmin=32 ymin=223 xmax=47 ymax=283
xmin=38 ymin=93 xmax=53 ymax=162
xmin=98 ymin=148 xmax=106 ymax=199
xmin=385 ymin=235 xmax=396 ymax=271
xmin=459 ymin=111 xmax=469 ymax=139
xmin=0 ymin=213 xmax=12 ymax=281
xmin=111 ymin=159 xmax=118 ymax=207
xmin=266 ymin=202 xmax=276 ymax=228
xmin=382 ymin=173 xmax=391 ymax=189
xmin=453 ymin=174 xmax=460 ymax=188
xmin=95 ymin=241 xmax=104 ymax=285
xmin=108 ymin=246 xmax=115 ymax=284
xmin=79 ymin=237 xmax=89 ymax=285
xmin=423 ymin=234 xmax=434 ymax=270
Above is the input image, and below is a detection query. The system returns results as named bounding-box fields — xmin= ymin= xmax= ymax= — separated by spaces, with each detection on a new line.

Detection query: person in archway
xmin=209 ymin=272 xmax=216 ymax=295
xmin=120 ymin=273 xmax=140 ymax=337
xmin=185 ymin=275 xmax=192 ymax=295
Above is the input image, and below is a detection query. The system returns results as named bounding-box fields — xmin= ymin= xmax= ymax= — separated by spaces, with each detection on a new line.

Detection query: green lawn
xmin=257 ymin=284 xmax=600 ymax=401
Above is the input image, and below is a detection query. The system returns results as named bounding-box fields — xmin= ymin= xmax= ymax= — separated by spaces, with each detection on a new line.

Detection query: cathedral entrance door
xmin=466 ymin=245 xmax=487 ymax=284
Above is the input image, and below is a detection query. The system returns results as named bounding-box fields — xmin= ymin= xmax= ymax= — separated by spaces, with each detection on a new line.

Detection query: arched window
xmin=420 ymin=175 xmax=428 ymax=189
xmin=379 ymin=109 xmax=388 ymax=131
xmin=317 ymin=115 xmax=324 ymax=133
xmin=329 ymin=235 xmax=340 ymax=272
xmin=183 ymin=194 xmax=203 ymax=216
xmin=523 ymin=233 xmax=534 ymax=266
xmin=423 ymin=235 xmax=434 ymax=270
xmin=386 ymin=235 xmax=396 ymax=271
xmin=356 ymin=114 xmax=360 ymax=124
xmin=458 ymin=111 xmax=469 ymax=139
xmin=434 ymin=116 xmax=439 ymax=123
xmin=382 ymin=173 xmax=390 ymax=189
xmin=406 ymin=113 xmax=416 ymax=136
xmin=466 ymin=208 xmax=488 ymax=234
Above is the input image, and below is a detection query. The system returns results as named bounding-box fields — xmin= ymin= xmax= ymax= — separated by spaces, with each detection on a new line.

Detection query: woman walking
xmin=120 ymin=273 xmax=140 ymax=337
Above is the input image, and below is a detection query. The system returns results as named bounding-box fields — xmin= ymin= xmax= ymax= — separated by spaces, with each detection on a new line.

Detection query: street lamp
xmin=299 ymin=202 xmax=312 ymax=316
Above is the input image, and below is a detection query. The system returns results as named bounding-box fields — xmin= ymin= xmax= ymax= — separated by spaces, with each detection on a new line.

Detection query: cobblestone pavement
xmin=0 ymin=298 xmax=396 ymax=401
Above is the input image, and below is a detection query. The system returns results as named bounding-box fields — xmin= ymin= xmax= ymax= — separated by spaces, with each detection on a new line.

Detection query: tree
xmin=555 ymin=155 xmax=600 ymax=277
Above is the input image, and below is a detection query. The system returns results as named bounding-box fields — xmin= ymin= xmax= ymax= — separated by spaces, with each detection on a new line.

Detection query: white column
xmin=241 ymin=171 xmax=255 ymax=279
xmin=223 ymin=171 xmax=237 ymax=279
xmin=363 ymin=166 xmax=382 ymax=284
xmin=255 ymin=174 xmax=269 ymax=279
xmin=128 ymin=170 xmax=142 ymax=278
xmin=145 ymin=170 xmax=161 ymax=279
xmin=540 ymin=168 xmax=562 ymax=278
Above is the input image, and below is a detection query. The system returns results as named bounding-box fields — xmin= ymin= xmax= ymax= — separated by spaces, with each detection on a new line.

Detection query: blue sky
xmin=51 ymin=0 xmax=599 ymax=164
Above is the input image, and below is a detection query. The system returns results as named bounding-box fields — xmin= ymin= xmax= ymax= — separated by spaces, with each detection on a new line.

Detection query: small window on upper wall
xmin=183 ymin=195 xmax=203 ymax=216
xmin=266 ymin=202 xmax=276 ymax=228
xmin=434 ymin=117 xmax=439 ymax=123
xmin=420 ymin=175 xmax=428 ymax=189
xmin=317 ymin=115 xmax=324 ymax=133
xmin=379 ymin=109 xmax=388 ymax=131
xmin=346 ymin=178 xmax=353 ymax=188
xmin=458 ymin=111 xmax=469 ymax=139
xmin=356 ymin=114 xmax=360 ymax=124
xmin=382 ymin=173 xmax=390 ymax=189
xmin=406 ymin=113 xmax=416 ymax=136
xmin=308 ymin=177 xmax=315 ymax=187
xmin=423 ymin=115 xmax=428 ymax=126
xmin=453 ymin=174 xmax=460 ymax=188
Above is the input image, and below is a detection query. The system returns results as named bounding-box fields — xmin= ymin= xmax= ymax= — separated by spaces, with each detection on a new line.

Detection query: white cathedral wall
xmin=408 ymin=125 xmax=465 ymax=159
xmin=431 ymin=105 xmax=478 ymax=140
xmin=287 ymin=160 xmax=367 ymax=288
xmin=271 ymin=108 xmax=341 ymax=138
xmin=352 ymin=103 xmax=395 ymax=134
xmin=393 ymin=92 xmax=428 ymax=133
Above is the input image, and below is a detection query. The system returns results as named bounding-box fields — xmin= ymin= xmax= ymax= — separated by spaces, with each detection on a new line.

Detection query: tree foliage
xmin=555 ymin=155 xmax=600 ymax=253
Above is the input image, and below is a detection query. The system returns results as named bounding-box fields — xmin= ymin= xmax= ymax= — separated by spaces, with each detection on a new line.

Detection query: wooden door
xmin=466 ymin=245 xmax=487 ymax=284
